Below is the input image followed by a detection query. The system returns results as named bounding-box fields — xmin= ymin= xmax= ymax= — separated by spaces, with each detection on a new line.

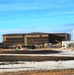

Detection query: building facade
xmin=2 ymin=33 xmax=70 ymax=47
xmin=24 ymin=33 xmax=49 ymax=46
xmin=49 ymin=33 xmax=70 ymax=44
xmin=3 ymin=34 xmax=24 ymax=46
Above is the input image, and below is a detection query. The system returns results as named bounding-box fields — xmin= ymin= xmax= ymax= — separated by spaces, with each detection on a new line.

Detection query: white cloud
xmin=0 ymin=0 xmax=73 ymax=11
xmin=0 ymin=24 xmax=73 ymax=34
xmin=45 ymin=11 xmax=74 ymax=17
xmin=0 ymin=29 xmax=20 ymax=33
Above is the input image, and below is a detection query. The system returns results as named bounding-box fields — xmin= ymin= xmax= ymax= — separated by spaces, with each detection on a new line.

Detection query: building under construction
xmin=2 ymin=32 xmax=70 ymax=48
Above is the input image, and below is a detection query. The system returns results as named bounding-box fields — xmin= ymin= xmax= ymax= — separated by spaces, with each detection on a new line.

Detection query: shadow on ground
xmin=0 ymin=50 xmax=61 ymax=54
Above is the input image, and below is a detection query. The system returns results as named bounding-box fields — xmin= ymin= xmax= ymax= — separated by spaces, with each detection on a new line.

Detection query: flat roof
xmin=3 ymin=32 xmax=49 ymax=36
xmin=3 ymin=32 xmax=70 ymax=36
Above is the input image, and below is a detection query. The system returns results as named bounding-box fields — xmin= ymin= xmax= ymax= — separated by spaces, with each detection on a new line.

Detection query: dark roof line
xmin=3 ymin=32 xmax=69 ymax=36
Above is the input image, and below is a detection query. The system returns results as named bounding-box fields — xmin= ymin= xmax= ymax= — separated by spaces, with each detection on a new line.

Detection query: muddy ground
xmin=0 ymin=49 xmax=74 ymax=75
xmin=0 ymin=49 xmax=61 ymax=54
xmin=0 ymin=50 xmax=74 ymax=61
xmin=0 ymin=69 xmax=74 ymax=75
xmin=0 ymin=55 xmax=74 ymax=62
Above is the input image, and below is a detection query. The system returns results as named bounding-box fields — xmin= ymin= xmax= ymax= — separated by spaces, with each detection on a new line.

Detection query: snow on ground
xmin=59 ymin=49 xmax=74 ymax=55
xmin=0 ymin=49 xmax=74 ymax=73
xmin=0 ymin=60 xmax=74 ymax=73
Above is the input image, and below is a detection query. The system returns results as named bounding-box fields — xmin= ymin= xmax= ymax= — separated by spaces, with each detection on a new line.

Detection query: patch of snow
xmin=0 ymin=60 xmax=74 ymax=73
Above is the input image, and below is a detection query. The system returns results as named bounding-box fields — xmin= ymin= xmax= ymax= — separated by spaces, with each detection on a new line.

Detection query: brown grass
xmin=0 ymin=69 xmax=74 ymax=75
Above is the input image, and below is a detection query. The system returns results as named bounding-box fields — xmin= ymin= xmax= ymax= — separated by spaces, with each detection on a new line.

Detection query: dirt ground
xmin=0 ymin=48 xmax=74 ymax=75
xmin=0 ymin=49 xmax=74 ymax=61
xmin=0 ymin=69 xmax=74 ymax=75
xmin=0 ymin=55 xmax=74 ymax=62
xmin=0 ymin=48 xmax=60 ymax=52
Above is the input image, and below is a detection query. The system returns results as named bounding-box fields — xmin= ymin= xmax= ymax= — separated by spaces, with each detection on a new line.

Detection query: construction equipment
xmin=54 ymin=40 xmax=62 ymax=48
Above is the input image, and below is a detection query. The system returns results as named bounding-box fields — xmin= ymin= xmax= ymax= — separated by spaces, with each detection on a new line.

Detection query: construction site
xmin=2 ymin=32 xmax=70 ymax=49
xmin=0 ymin=32 xmax=74 ymax=75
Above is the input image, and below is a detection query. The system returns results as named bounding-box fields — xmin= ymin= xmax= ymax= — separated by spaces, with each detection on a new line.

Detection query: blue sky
xmin=0 ymin=0 xmax=74 ymax=42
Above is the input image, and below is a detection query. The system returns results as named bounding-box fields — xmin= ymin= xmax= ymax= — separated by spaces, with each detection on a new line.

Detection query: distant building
xmin=2 ymin=32 xmax=71 ymax=48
